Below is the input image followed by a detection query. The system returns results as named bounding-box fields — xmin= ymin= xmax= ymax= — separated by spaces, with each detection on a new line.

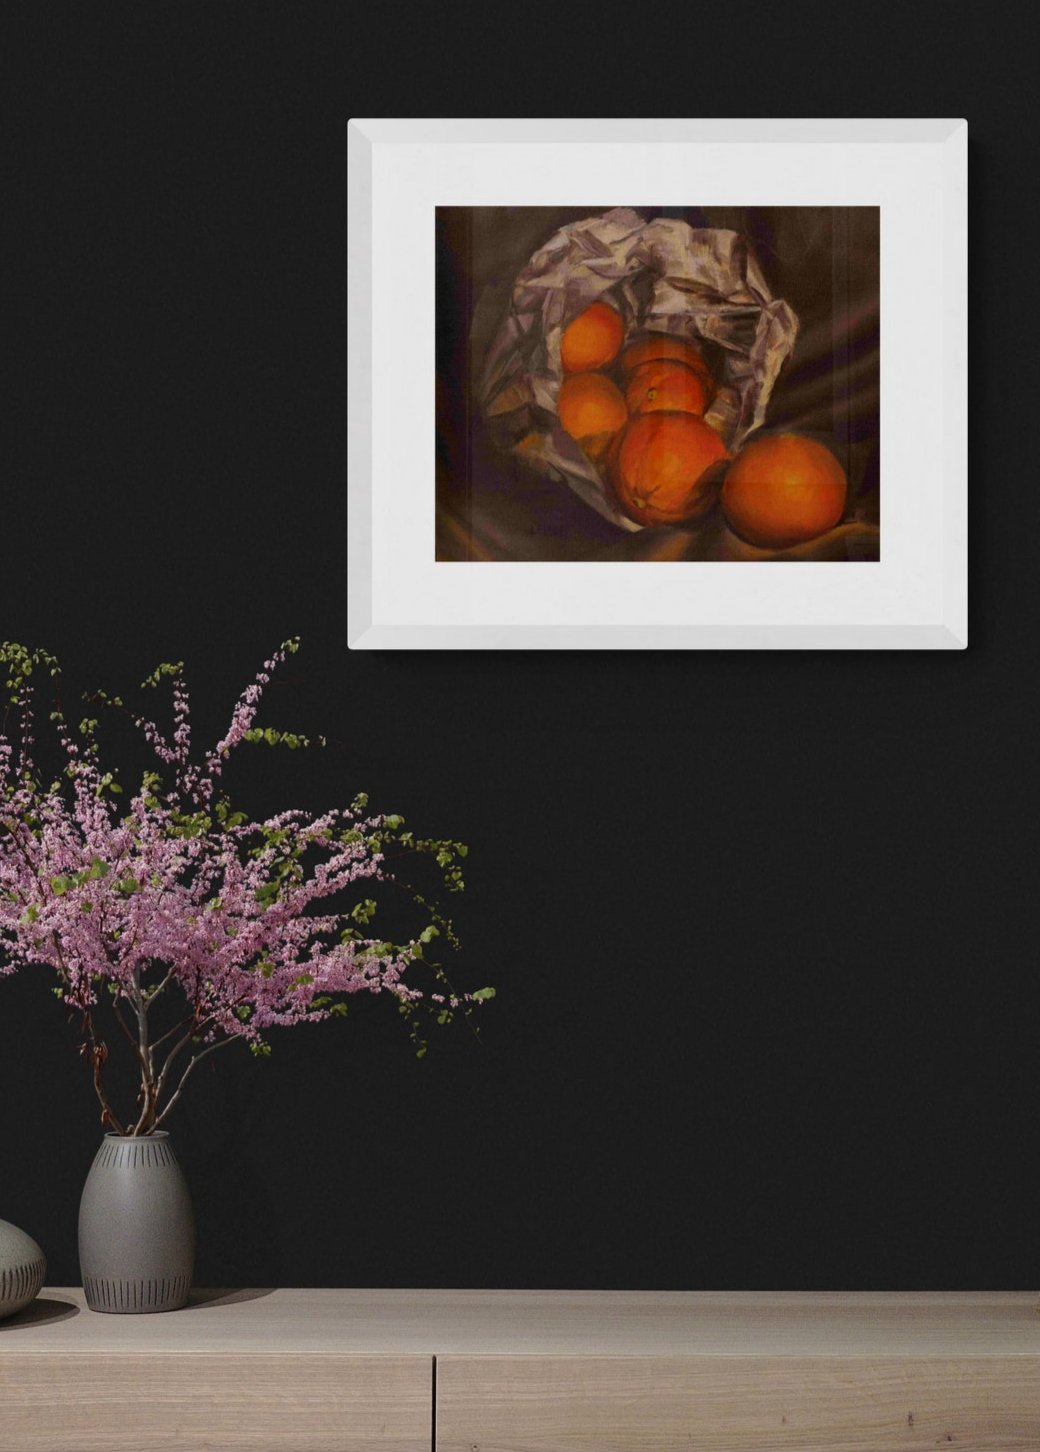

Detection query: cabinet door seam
xmin=431 ymin=1354 xmax=438 ymax=1452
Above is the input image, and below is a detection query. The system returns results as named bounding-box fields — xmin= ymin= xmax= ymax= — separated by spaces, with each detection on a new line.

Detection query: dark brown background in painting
xmin=437 ymin=207 xmax=879 ymax=561
xmin=1 ymin=0 xmax=1038 ymax=1295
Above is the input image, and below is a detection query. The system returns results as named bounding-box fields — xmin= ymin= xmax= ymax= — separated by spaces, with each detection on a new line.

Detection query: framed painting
xmin=348 ymin=118 xmax=966 ymax=649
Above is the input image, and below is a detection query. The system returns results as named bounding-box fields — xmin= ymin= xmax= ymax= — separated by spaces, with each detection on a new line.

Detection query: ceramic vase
xmin=78 ymin=1132 xmax=194 ymax=1313
xmin=0 ymin=1218 xmax=46 ymax=1320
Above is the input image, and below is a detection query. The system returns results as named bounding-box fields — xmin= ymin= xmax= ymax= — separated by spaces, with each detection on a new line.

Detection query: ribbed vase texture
xmin=78 ymin=1132 xmax=194 ymax=1313
xmin=0 ymin=1219 xmax=47 ymax=1320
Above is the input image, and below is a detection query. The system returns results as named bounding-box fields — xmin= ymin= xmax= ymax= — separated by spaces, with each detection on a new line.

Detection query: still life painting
xmin=436 ymin=206 xmax=880 ymax=562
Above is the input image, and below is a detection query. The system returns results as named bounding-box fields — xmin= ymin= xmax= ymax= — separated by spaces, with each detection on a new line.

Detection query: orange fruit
xmin=557 ymin=373 xmax=628 ymax=459
xmin=620 ymin=333 xmax=709 ymax=379
xmin=625 ymin=360 xmax=712 ymax=418
xmin=560 ymin=301 xmax=625 ymax=373
xmin=609 ymin=412 xmax=728 ymax=527
xmin=721 ymin=434 xmax=847 ymax=549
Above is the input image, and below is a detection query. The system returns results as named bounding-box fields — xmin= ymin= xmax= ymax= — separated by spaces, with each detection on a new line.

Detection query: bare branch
xmin=154 ymin=1036 xmax=236 ymax=1128
xmin=79 ymin=1008 xmax=126 ymax=1135
xmin=109 ymin=992 xmax=143 ymax=1056
xmin=145 ymin=963 xmax=177 ymax=1004
xmin=150 ymin=1012 xmax=196 ymax=1054
xmin=149 ymin=1008 xmax=220 ymax=1119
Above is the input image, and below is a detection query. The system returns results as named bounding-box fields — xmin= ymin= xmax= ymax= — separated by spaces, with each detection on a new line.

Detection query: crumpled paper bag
xmin=478 ymin=208 xmax=799 ymax=532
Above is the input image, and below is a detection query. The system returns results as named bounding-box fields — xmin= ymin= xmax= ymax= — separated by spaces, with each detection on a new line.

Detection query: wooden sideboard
xmin=1 ymin=1289 xmax=1038 ymax=1450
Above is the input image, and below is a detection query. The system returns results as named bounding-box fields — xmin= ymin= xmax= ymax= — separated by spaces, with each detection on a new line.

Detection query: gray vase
xmin=78 ymin=1132 xmax=194 ymax=1313
xmin=0 ymin=1218 xmax=47 ymax=1320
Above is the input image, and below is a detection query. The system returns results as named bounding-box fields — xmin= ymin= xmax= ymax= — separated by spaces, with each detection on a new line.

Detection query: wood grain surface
xmin=6 ymin=1289 xmax=1039 ymax=1356
xmin=3 ymin=1290 xmax=1039 ymax=1451
xmin=0 ymin=1353 xmax=430 ymax=1452
xmin=435 ymin=1354 xmax=1040 ymax=1451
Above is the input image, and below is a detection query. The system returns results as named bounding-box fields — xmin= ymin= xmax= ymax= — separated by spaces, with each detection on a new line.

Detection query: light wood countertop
xmin=4 ymin=1287 xmax=1039 ymax=1356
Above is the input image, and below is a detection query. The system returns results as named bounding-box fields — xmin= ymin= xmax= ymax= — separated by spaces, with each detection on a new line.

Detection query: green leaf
xmin=140 ymin=661 xmax=183 ymax=690
xmin=255 ymin=881 xmax=280 ymax=908
xmin=50 ymin=875 xmax=70 ymax=896
xmin=471 ymin=986 xmax=496 ymax=1003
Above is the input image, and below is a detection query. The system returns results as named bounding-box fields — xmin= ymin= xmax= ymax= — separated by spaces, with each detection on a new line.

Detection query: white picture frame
xmin=348 ymin=118 xmax=967 ymax=650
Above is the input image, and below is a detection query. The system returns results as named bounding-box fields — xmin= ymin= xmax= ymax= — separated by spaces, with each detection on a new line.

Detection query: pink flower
xmin=1 ymin=640 xmax=490 ymax=1134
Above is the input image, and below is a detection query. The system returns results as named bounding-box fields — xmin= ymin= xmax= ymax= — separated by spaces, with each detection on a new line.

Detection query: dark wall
xmin=1 ymin=3 xmax=1036 ymax=1291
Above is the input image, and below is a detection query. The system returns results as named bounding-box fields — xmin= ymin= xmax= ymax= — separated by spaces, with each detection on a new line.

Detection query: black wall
xmin=1 ymin=3 xmax=1036 ymax=1291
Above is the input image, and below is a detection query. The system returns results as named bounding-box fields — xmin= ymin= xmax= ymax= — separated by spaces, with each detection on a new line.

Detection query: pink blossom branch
xmin=0 ymin=638 xmax=481 ymax=1133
